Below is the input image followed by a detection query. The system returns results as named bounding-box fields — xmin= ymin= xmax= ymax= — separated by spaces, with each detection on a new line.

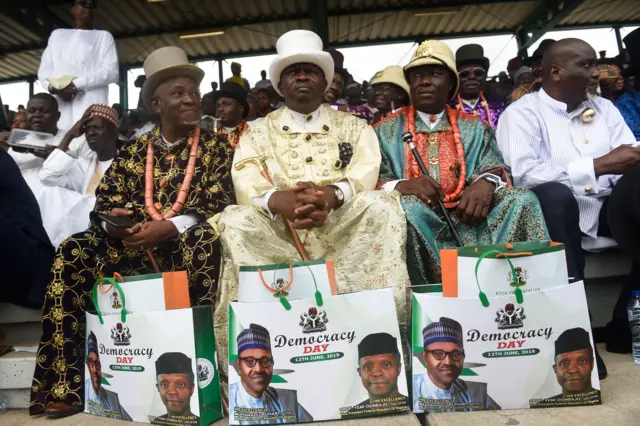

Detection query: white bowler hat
xmin=141 ymin=46 xmax=205 ymax=109
xmin=269 ymin=30 xmax=334 ymax=96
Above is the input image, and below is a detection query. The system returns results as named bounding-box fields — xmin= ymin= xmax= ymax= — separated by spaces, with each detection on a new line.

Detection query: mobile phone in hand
xmin=98 ymin=214 xmax=136 ymax=230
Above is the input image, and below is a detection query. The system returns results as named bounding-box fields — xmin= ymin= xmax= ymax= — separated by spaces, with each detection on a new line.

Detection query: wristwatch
xmin=330 ymin=185 xmax=345 ymax=209
xmin=481 ymin=173 xmax=507 ymax=192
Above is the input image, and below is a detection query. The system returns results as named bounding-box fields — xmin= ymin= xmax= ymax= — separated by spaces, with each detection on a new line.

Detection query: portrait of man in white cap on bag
xmin=214 ymin=29 xmax=410 ymax=400
xmin=230 ymin=323 xmax=312 ymax=424
xmin=414 ymin=317 xmax=500 ymax=412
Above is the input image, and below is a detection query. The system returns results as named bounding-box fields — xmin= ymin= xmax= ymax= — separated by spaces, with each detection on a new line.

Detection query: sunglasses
xmin=239 ymin=356 xmax=274 ymax=368
xmin=459 ymin=68 xmax=486 ymax=79
xmin=425 ymin=349 xmax=465 ymax=362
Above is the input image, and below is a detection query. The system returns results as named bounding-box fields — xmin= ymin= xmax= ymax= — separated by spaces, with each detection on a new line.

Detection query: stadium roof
xmin=1 ymin=0 xmax=639 ymax=83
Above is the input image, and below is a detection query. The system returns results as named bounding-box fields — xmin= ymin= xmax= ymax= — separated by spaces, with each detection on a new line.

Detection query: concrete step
xmin=0 ymin=323 xmax=41 ymax=348
xmin=0 ymin=304 xmax=40 ymax=324
xmin=0 ymin=351 xmax=35 ymax=389
xmin=3 ymin=388 xmax=29 ymax=410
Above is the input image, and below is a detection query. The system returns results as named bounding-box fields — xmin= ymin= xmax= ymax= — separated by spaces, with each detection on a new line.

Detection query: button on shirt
xmin=496 ymin=89 xmax=636 ymax=237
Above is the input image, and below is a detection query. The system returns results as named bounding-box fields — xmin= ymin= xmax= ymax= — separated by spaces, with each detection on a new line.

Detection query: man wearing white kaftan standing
xmin=38 ymin=0 xmax=118 ymax=130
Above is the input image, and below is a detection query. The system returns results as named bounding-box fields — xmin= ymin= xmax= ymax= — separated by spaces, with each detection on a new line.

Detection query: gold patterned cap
xmin=404 ymin=40 xmax=460 ymax=99
xmin=370 ymin=65 xmax=411 ymax=98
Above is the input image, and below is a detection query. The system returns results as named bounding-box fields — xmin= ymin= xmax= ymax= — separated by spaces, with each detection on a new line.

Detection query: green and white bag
xmin=411 ymin=254 xmax=601 ymax=413
xmin=229 ymin=265 xmax=409 ymax=424
xmin=85 ymin=279 xmax=223 ymax=425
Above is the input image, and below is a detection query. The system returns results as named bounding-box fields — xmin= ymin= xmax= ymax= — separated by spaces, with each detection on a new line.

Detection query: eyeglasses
xmin=425 ymin=349 xmax=465 ymax=362
xmin=459 ymin=68 xmax=486 ymax=79
xmin=239 ymin=356 xmax=274 ymax=368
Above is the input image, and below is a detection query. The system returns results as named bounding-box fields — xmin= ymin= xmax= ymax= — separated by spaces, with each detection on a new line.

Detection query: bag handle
xmin=92 ymin=277 xmax=127 ymax=325
xmin=258 ymin=257 xmax=323 ymax=311
xmin=474 ymin=249 xmax=523 ymax=308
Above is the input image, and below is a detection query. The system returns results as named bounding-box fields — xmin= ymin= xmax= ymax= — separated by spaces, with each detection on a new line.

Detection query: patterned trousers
xmin=29 ymin=223 xmax=221 ymax=415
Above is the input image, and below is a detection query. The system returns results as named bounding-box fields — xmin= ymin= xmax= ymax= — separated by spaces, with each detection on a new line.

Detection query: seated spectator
xmin=201 ymin=91 xmax=216 ymax=117
xmin=213 ymin=81 xmax=249 ymax=149
xmin=496 ymin=38 xmax=640 ymax=371
xmin=509 ymin=66 xmax=533 ymax=103
xmin=375 ymin=39 xmax=548 ymax=286
xmin=0 ymin=148 xmax=54 ymax=309
xmin=339 ymin=81 xmax=376 ymax=123
xmin=29 ymin=46 xmax=235 ymax=418
xmin=2 ymin=94 xmax=83 ymax=199
xmin=255 ymin=87 xmax=274 ymax=117
xmin=615 ymin=29 xmax=640 ymax=141
xmin=369 ymin=66 xmax=411 ymax=125
xmin=38 ymin=105 xmax=118 ymax=247
xmin=12 ymin=110 xmax=28 ymax=129
xmin=598 ymin=63 xmax=625 ymax=103
xmin=449 ymin=44 xmax=504 ymax=129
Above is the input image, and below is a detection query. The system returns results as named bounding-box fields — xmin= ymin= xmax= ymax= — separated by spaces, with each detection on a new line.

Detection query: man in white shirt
xmin=38 ymin=0 xmax=118 ymax=130
xmin=38 ymin=104 xmax=118 ymax=247
xmin=2 ymin=94 xmax=69 ymax=199
xmin=496 ymin=38 xmax=640 ymax=361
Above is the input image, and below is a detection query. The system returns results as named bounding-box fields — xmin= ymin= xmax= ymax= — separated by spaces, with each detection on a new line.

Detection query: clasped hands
xmin=105 ymin=208 xmax=178 ymax=249
xmin=268 ymin=182 xmax=338 ymax=229
xmin=395 ymin=174 xmax=495 ymax=226
xmin=50 ymin=82 xmax=82 ymax=102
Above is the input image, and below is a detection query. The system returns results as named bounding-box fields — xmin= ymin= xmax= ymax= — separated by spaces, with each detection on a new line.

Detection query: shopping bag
xmin=228 ymin=287 xmax=409 ymax=424
xmin=95 ymin=272 xmax=190 ymax=316
xmin=441 ymin=241 xmax=568 ymax=298
xmin=238 ymin=258 xmax=338 ymax=303
xmin=85 ymin=279 xmax=223 ymax=425
xmin=411 ymin=255 xmax=601 ymax=413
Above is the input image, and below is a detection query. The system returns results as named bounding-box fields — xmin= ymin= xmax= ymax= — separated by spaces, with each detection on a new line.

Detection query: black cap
xmin=214 ymin=81 xmax=250 ymax=119
xmin=155 ymin=352 xmax=194 ymax=376
xmin=74 ymin=0 xmax=97 ymax=8
xmin=554 ymin=328 xmax=593 ymax=357
xmin=623 ymin=27 xmax=640 ymax=77
xmin=357 ymin=333 xmax=399 ymax=359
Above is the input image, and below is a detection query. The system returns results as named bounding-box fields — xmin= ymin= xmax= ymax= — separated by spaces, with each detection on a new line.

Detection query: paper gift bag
xmin=411 ymin=257 xmax=601 ymax=413
xmin=441 ymin=241 xmax=569 ymax=298
xmin=85 ymin=279 xmax=223 ymax=425
xmin=238 ymin=258 xmax=338 ymax=303
xmin=95 ymin=272 xmax=190 ymax=316
xmin=228 ymin=287 xmax=409 ymax=424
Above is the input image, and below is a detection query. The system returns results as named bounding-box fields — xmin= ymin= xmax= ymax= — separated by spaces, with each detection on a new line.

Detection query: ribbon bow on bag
xmin=258 ymin=257 xmax=324 ymax=310
xmin=474 ymin=249 xmax=524 ymax=307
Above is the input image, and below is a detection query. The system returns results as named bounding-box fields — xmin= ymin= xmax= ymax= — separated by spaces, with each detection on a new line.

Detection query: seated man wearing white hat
xmin=369 ymin=65 xmax=411 ymax=125
xmin=213 ymin=30 xmax=410 ymax=397
xmin=30 ymin=46 xmax=235 ymax=418
xmin=375 ymin=40 xmax=548 ymax=286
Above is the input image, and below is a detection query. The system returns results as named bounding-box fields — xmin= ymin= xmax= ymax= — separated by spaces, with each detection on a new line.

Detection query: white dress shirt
xmin=496 ymin=88 xmax=636 ymax=237
xmin=253 ymin=107 xmax=354 ymax=217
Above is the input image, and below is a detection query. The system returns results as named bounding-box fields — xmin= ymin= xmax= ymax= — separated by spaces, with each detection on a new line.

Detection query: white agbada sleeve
xmin=38 ymin=31 xmax=58 ymax=90
xmin=39 ymin=148 xmax=90 ymax=193
xmin=73 ymin=32 xmax=119 ymax=91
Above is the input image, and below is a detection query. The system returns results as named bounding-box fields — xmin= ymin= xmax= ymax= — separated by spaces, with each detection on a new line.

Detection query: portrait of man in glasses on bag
xmin=229 ymin=323 xmax=313 ymax=424
xmin=413 ymin=317 xmax=500 ymax=412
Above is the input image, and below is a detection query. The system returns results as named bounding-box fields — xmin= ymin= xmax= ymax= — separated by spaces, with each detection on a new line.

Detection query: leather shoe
xmin=605 ymin=319 xmax=632 ymax=354
xmin=44 ymin=402 xmax=83 ymax=418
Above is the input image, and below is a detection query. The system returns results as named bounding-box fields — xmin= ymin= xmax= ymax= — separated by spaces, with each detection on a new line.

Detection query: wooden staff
xmin=235 ymin=156 xmax=311 ymax=260
xmin=402 ymin=132 xmax=464 ymax=247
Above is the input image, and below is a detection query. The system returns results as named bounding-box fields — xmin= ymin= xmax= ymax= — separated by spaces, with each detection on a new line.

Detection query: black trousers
xmin=0 ymin=215 xmax=54 ymax=309
xmin=532 ymin=181 xmax=640 ymax=322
